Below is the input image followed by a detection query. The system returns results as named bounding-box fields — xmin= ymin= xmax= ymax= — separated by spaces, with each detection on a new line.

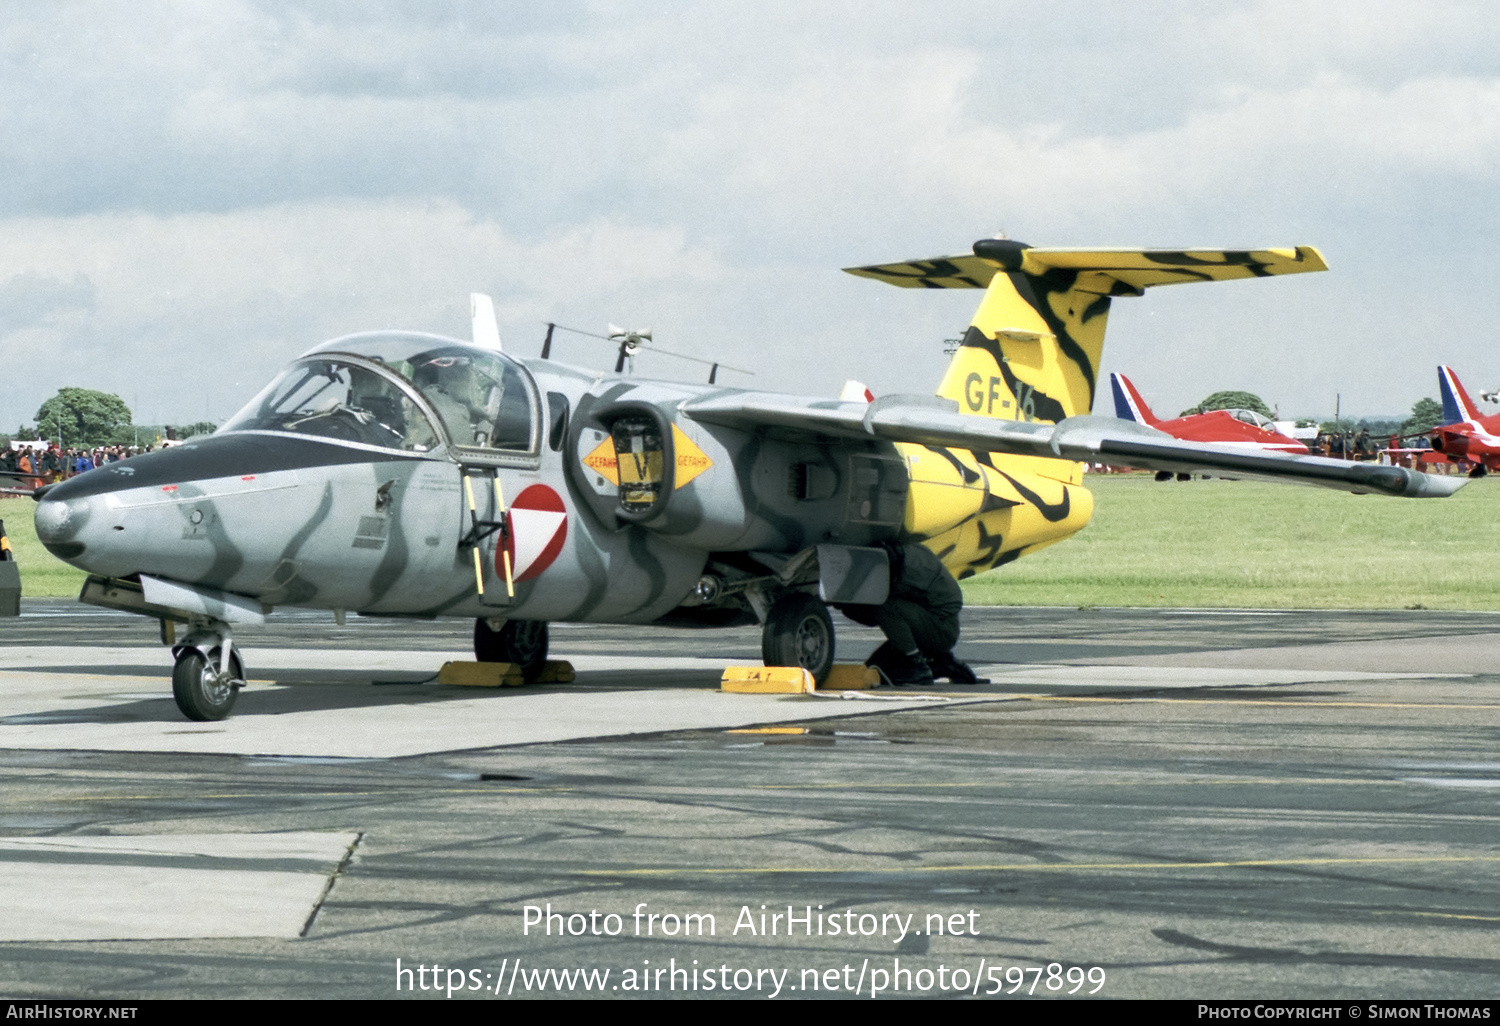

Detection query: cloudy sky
xmin=3 ymin=0 xmax=1499 ymax=433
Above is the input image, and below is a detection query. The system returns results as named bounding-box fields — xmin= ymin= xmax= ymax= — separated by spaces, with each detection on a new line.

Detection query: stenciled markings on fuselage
xmin=956 ymin=325 xmax=1068 ymax=423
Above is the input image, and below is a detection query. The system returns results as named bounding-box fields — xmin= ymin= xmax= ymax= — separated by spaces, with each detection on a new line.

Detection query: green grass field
xmin=962 ymin=472 xmax=1500 ymax=609
xmin=1 ymin=495 xmax=88 ymax=599
xmin=4 ymin=473 xmax=1497 ymax=608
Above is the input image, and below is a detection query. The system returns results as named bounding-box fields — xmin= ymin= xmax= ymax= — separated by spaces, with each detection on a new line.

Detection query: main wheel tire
xmin=172 ymin=647 xmax=243 ymax=721
xmin=761 ymin=592 xmax=835 ymax=684
xmin=473 ymin=618 xmax=549 ymax=682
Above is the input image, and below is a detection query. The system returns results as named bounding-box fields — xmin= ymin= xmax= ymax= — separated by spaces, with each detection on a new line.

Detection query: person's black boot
xmin=885 ymin=649 xmax=934 ymax=687
xmin=927 ymin=650 xmax=988 ymax=684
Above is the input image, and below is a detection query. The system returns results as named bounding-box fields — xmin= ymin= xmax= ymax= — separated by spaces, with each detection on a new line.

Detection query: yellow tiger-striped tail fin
xmin=846 ymin=240 xmax=1327 ymax=425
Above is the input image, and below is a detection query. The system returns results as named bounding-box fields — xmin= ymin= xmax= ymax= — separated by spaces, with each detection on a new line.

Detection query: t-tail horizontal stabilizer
xmin=848 ymin=240 xmax=1327 ymax=427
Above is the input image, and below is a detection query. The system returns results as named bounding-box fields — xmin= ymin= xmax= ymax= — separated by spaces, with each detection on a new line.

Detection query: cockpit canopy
xmin=1226 ymin=408 xmax=1275 ymax=431
xmin=222 ymin=332 xmax=539 ymax=457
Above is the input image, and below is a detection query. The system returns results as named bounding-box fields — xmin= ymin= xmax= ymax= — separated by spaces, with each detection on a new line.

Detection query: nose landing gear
xmin=171 ymin=624 xmax=245 ymax=721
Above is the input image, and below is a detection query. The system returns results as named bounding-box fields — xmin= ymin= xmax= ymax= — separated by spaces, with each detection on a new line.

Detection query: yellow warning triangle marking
xmin=582 ymin=428 xmax=711 ymax=489
xmin=672 ymin=425 xmax=713 ymax=488
xmin=581 ymin=436 xmax=619 ymax=485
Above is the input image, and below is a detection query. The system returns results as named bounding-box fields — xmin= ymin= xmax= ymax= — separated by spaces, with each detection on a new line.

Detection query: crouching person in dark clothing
xmin=838 ymin=542 xmax=985 ymax=686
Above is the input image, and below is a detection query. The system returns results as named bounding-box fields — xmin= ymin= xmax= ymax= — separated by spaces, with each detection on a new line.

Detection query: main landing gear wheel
xmin=172 ymin=647 xmax=244 ymax=721
xmin=761 ymin=592 xmax=835 ymax=685
xmin=474 ymin=618 xmax=550 ymax=683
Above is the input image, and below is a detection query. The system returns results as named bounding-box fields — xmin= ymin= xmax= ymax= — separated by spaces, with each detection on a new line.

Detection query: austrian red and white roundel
xmin=500 ymin=484 xmax=568 ymax=583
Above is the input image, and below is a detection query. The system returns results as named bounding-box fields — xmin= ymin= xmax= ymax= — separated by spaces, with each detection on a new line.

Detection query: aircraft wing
xmin=683 ymin=393 xmax=1466 ymax=498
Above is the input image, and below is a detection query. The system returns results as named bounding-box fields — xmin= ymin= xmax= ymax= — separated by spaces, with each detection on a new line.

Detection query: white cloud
xmin=0 ymin=201 xmax=751 ymax=428
xmin=3 ymin=0 xmax=1500 ymax=429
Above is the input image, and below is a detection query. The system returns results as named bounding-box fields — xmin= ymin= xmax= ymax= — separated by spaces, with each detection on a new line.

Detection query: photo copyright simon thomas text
xmin=1199 ymin=1006 xmax=1492 ymax=1020
xmin=394 ymin=902 xmax=1108 ymax=998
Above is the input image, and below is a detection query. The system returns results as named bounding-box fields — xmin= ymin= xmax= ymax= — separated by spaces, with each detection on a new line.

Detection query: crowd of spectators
xmin=0 ymin=443 xmax=159 ymax=489
xmin=1311 ymin=429 xmax=1471 ymax=474
xmin=1312 ymin=428 xmax=1444 ymax=460
xmin=1313 ymin=428 xmax=1382 ymax=459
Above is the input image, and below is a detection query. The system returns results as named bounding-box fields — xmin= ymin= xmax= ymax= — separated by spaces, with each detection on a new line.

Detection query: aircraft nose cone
xmin=33 ymin=494 xmax=94 ymax=562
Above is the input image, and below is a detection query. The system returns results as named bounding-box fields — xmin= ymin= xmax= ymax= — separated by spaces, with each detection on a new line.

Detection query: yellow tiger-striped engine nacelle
xmin=900 ymin=441 xmax=1093 ymax=580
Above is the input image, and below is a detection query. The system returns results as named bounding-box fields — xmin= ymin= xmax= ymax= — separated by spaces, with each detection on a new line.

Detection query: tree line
xmin=1179 ymin=390 xmax=1444 ymax=438
xmin=6 ymin=387 xmax=216 ymax=449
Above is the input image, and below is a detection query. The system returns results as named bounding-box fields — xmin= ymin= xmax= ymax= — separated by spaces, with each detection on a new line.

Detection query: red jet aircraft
xmin=1109 ymin=373 xmax=1308 ymax=454
xmin=1428 ymin=365 xmax=1500 ymax=477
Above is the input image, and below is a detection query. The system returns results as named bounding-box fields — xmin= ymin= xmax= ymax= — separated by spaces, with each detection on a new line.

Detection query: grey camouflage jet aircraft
xmin=28 ymin=239 xmax=1464 ymax=720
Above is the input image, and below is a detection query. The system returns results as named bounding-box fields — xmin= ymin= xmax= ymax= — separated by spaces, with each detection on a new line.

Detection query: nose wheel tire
xmin=474 ymin=618 xmax=549 ymax=683
xmin=761 ymin=593 xmax=835 ymax=685
xmin=172 ymin=647 xmax=244 ymax=721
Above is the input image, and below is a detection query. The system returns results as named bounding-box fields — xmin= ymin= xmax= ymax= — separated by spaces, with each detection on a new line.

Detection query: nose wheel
xmin=171 ymin=644 xmax=245 ymax=721
xmin=761 ymin=592 xmax=835 ymax=684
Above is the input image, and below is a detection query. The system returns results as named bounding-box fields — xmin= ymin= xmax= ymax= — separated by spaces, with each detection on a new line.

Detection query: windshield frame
xmin=219 ymin=354 xmax=451 ymax=457
xmin=303 ymin=332 xmax=543 ymax=466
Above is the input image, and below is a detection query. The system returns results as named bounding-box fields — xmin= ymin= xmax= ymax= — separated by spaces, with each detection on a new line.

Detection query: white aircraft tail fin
xmin=1109 ymin=373 xmax=1160 ymax=425
xmin=1439 ymin=365 xmax=1482 ymax=426
xmin=470 ymin=293 xmax=502 ymax=350
xmin=840 ymin=379 xmax=874 ymax=403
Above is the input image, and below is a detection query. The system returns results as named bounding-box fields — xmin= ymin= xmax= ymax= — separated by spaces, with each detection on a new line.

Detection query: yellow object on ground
xmin=819 ymin=664 xmax=881 ymax=690
xmin=438 ymin=660 xmax=576 ymax=687
xmin=438 ymin=661 xmax=525 ymax=687
xmin=720 ymin=666 xmax=815 ymax=694
xmin=536 ymin=660 xmax=576 ymax=684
